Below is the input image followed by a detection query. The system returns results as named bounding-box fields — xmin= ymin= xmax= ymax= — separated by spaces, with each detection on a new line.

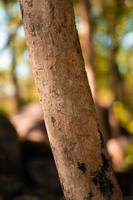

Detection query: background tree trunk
xmin=20 ymin=0 xmax=123 ymax=199
xmin=11 ymin=48 xmax=22 ymax=110
xmin=78 ymin=0 xmax=95 ymax=98
xmin=108 ymin=0 xmax=125 ymax=102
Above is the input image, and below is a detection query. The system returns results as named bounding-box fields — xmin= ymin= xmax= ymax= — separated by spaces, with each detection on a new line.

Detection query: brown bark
xmin=78 ymin=0 xmax=95 ymax=98
xmin=20 ymin=0 xmax=123 ymax=199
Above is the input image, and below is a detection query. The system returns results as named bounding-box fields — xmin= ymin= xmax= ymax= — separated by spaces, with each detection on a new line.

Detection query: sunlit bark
xmin=20 ymin=0 xmax=123 ymax=199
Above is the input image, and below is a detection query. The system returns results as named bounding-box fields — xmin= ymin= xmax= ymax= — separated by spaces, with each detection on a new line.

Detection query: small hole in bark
xmin=86 ymin=192 xmax=93 ymax=199
xmin=51 ymin=116 xmax=56 ymax=124
xmin=77 ymin=162 xmax=86 ymax=173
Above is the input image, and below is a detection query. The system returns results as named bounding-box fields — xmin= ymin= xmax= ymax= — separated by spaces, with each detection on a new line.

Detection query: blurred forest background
xmin=1 ymin=0 xmax=133 ymax=199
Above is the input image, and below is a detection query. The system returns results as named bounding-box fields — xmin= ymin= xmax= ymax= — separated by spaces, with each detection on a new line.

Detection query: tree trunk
xmin=108 ymin=0 xmax=125 ymax=102
xmin=78 ymin=0 xmax=95 ymax=98
xmin=19 ymin=0 xmax=123 ymax=199
xmin=11 ymin=49 xmax=22 ymax=111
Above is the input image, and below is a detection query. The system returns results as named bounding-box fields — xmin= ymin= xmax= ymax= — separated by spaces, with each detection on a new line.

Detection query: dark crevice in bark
xmin=77 ymin=162 xmax=86 ymax=173
xmin=91 ymin=153 xmax=114 ymax=199
xmin=98 ymin=129 xmax=105 ymax=149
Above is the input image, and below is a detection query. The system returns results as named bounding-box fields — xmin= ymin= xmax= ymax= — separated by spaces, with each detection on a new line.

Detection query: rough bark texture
xmin=20 ymin=0 xmax=123 ymax=199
